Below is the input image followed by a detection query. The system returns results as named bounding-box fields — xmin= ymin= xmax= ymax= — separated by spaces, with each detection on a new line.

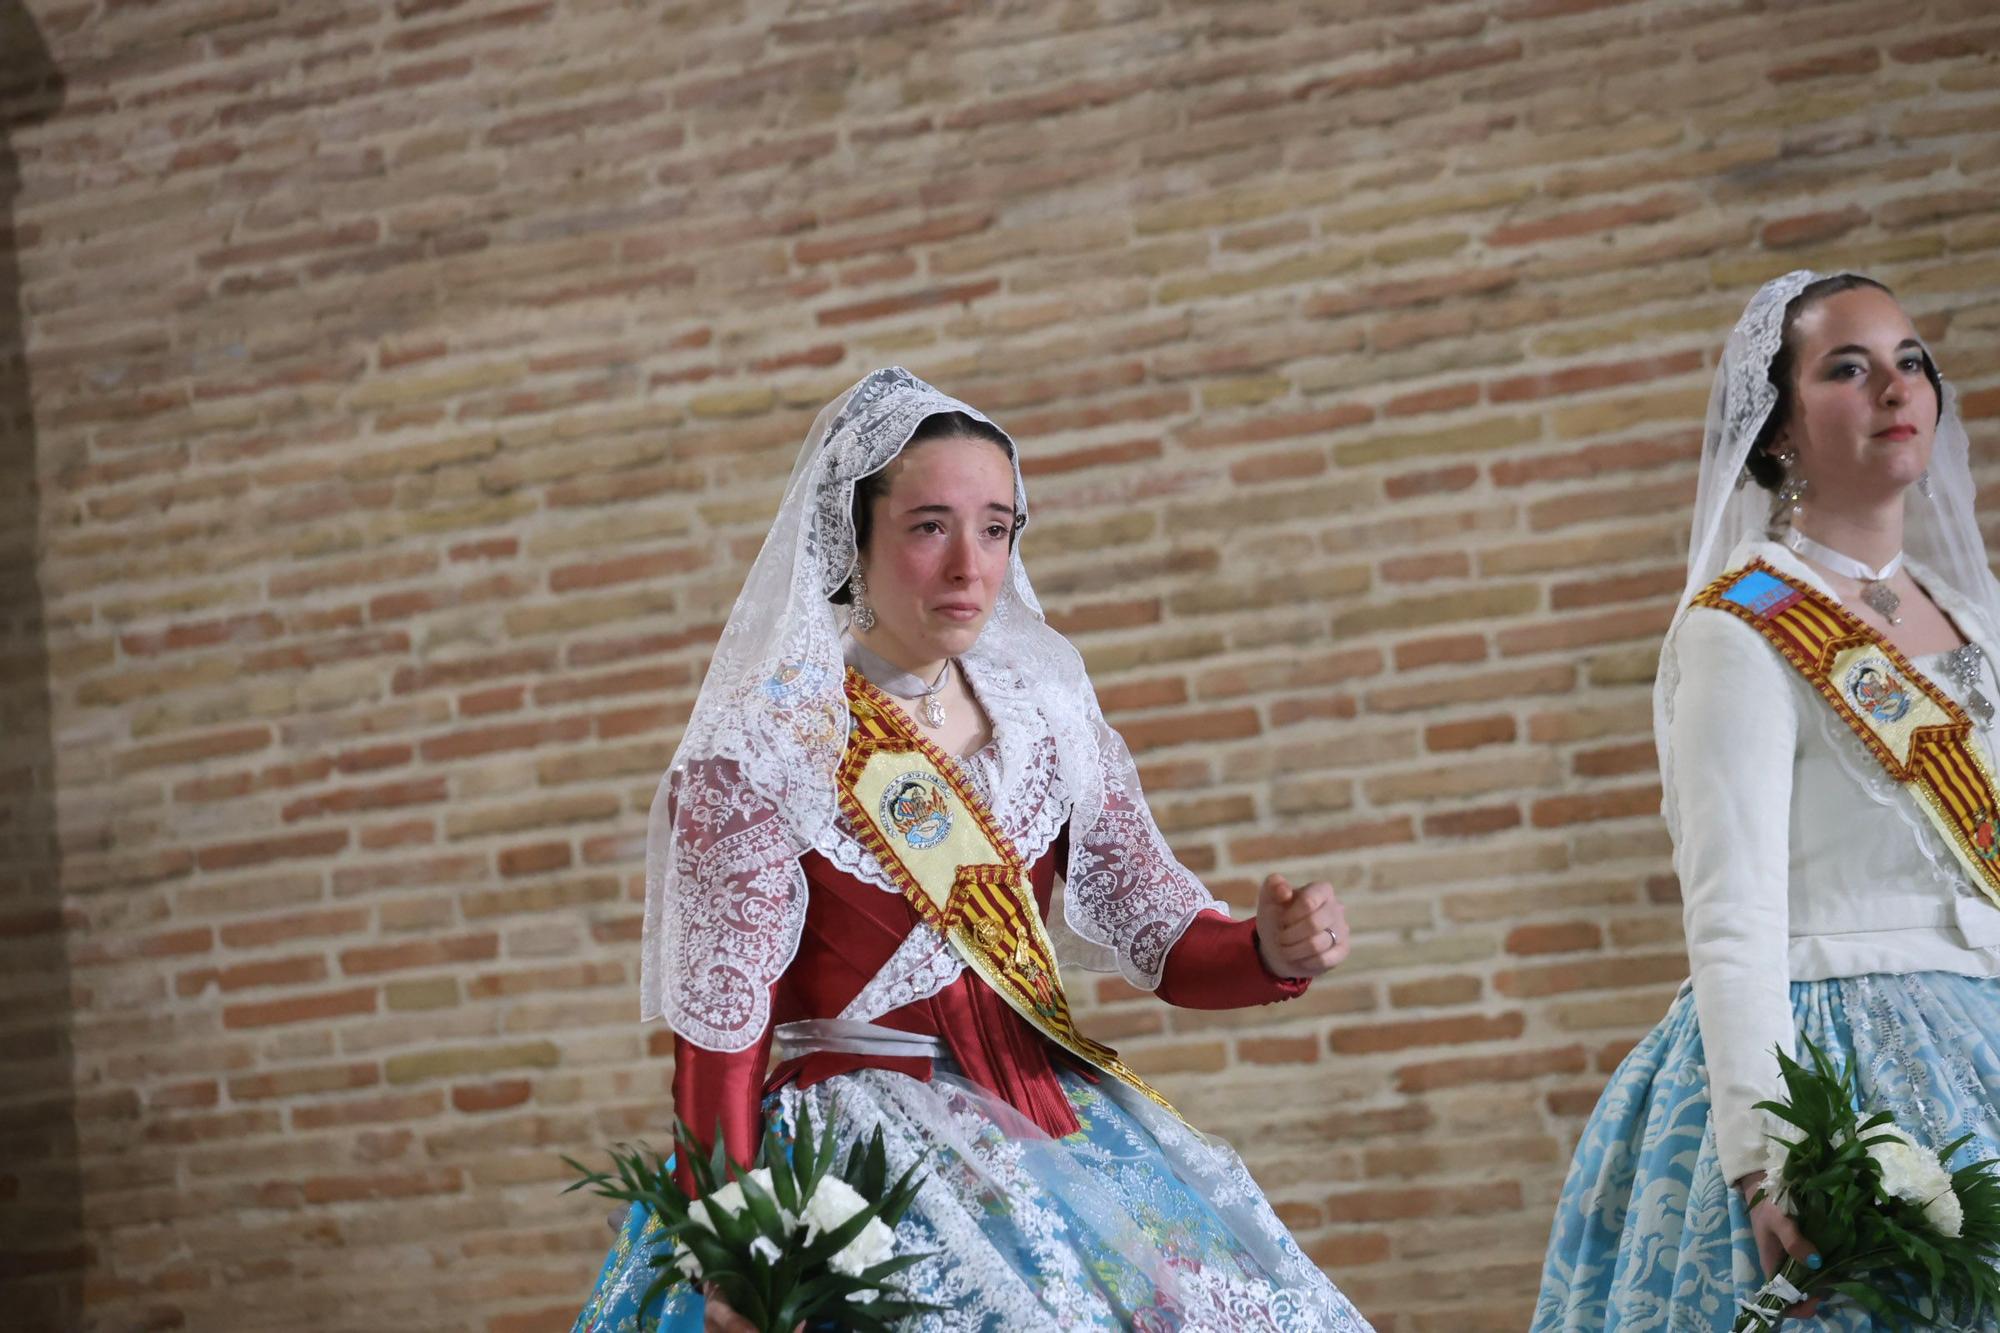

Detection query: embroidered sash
xmin=837 ymin=669 xmax=1182 ymax=1119
xmin=1694 ymin=560 xmax=2000 ymax=910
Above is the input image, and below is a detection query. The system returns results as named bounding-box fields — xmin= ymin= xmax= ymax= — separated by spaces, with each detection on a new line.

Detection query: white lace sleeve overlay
xmin=1062 ymin=700 xmax=1226 ymax=991
xmin=645 ymin=757 xmax=808 ymax=1053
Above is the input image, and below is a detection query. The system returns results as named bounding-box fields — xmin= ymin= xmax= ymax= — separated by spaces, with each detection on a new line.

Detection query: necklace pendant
xmin=1970 ymin=688 xmax=1996 ymax=727
xmin=1944 ymin=645 xmax=1994 ymax=726
xmin=921 ymin=693 xmax=947 ymax=729
xmin=1860 ymin=580 xmax=1902 ymax=624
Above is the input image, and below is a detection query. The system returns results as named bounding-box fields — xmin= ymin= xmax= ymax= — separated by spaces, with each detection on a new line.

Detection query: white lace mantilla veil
xmin=642 ymin=366 xmax=1221 ymax=1050
xmin=1655 ymin=268 xmax=2000 ymax=842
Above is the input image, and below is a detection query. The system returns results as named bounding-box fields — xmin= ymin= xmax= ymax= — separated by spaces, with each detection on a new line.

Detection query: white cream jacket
xmin=1671 ymin=540 xmax=2000 ymax=1182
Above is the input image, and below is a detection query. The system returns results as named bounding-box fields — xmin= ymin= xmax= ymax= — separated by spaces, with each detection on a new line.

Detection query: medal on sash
xmin=836 ymin=669 xmax=1184 ymax=1120
xmin=1694 ymin=560 xmax=2000 ymax=909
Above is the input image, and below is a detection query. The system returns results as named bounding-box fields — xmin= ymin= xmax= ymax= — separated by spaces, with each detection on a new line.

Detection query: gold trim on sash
xmin=1693 ymin=559 xmax=2000 ymax=910
xmin=837 ymin=669 xmax=1184 ymax=1120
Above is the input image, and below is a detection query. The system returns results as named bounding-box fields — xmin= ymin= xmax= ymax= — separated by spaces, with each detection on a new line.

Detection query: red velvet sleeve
xmin=1153 ymin=908 xmax=1309 ymax=1009
xmin=671 ymin=1020 xmax=772 ymax=1196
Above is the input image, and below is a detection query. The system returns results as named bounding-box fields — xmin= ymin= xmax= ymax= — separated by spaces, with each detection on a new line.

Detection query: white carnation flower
xmin=1871 ymin=1140 xmax=1940 ymax=1201
xmin=830 ymin=1215 xmax=896 ymax=1278
xmin=687 ymin=1180 xmax=737 ymax=1232
xmin=800 ymin=1175 xmax=897 ymax=1278
xmin=1922 ymin=1185 xmax=1966 ymax=1238
xmin=800 ymin=1176 xmax=868 ymax=1243
xmin=689 ymin=1170 xmax=792 ymax=1229
xmin=1865 ymin=1126 xmax=1951 ymax=1207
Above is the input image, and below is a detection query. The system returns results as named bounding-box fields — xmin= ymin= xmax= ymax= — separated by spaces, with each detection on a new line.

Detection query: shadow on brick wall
xmin=0 ymin=5 xmax=81 ymax=1328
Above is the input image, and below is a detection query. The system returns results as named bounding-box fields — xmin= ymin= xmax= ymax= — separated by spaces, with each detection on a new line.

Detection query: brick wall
xmin=5 ymin=1 xmax=1999 ymax=1328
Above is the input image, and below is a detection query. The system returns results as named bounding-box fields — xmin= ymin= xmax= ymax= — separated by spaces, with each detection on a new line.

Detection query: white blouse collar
xmin=1731 ymin=537 xmax=2000 ymax=660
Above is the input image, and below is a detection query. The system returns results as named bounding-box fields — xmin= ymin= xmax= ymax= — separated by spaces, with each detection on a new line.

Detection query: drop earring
xmin=1768 ymin=443 xmax=1806 ymax=537
xmin=849 ymin=566 xmax=877 ymax=633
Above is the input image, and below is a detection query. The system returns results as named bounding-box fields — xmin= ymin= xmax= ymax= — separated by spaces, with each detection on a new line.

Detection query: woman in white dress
xmin=1534 ymin=270 xmax=2000 ymax=1329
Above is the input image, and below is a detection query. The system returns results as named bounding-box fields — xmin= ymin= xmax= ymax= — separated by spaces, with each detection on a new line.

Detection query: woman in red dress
xmin=572 ymin=367 xmax=1372 ymax=1333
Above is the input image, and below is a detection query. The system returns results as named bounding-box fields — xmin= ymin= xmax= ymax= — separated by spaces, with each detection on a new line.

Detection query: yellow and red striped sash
xmin=837 ymin=669 xmax=1182 ymax=1119
xmin=1693 ymin=560 xmax=2000 ymax=909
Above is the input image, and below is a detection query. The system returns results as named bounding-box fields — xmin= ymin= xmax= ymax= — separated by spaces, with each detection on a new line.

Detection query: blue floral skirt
xmin=1534 ymin=971 xmax=2000 ymax=1332
xmin=572 ymin=1060 xmax=1372 ymax=1333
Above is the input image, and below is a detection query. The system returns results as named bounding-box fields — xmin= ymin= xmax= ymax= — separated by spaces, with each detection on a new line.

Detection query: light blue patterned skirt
xmin=572 ymin=1059 xmax=1371 ymax=1333
xmin=1534 ymin=971 xmax=2000 ymax=1332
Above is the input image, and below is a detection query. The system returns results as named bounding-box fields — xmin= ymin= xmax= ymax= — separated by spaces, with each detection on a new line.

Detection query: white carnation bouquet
xmin=565 ymin=1107 xmax=934 ymax=1333
xmin=1733 ymin=1039 xmax=2000 ymax=1330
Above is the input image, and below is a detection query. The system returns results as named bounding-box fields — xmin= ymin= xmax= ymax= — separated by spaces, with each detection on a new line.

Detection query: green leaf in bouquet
xmin=789 ymin=1103 xmax=817 ymax=1185
xmin=853 ymin=1250 xmax=930 ymax=1286
xmin=1951 ymin=1150 xmax=2000 ymax=1213
xmin=702 ymin=1187 xmax=763 ymax=1253
xmin=808 ymin=1107 xmax=841 ymax=1198
xmin=731 ymin=1165 xmax=792 ymax=1242
xmin=677 ymin=1225 xmax=736 ymax=1276
xmin=564 ymin=1142 xmax=704 ymax=1238
xmin=769 ymin=1290 xmax=806 ymax=1333
xmin=1754 ymin=1099 xmax=1815 ymax=1136
xmin=763 ymin=1120 xmax=800 ymax=1217
xmin=563 ymin=1144 xmax=649 ymax=1203
xmin=838 ymin=1312 xmax=894 ymax=1333
xmin=1937 ymin=1131 xmax=1979 ymax=1161
xmin=837 ymin=1305 xmax=903 ymax=1333
xmin=764 ymin=1224 xmax=804 ymax=1288
xmin=1805 ymin=1040 xmax=1850 ymax=1092
xmin=706 ymin=1122 xmax=733 ymax=1193
xmin=665 ymin=1115 xmax=728 ymax=1199
xmin=799 ymin=1201 xmax=885 ymax=1268
xmin=1856 ymin=1109 xmax=1896 ymax=1135
xmin=878 ymin=1159 xmax=927 ymax=1227
xmin=842 ymin=1304 xmax=922 ymax=1333
xmin=1830 ymin=1278 xmax=1926 ymax=1329
xmin=559 ymin=1153 xmax=612 ymax=1196
xmin=864 ymin=1129 xmax=891 ymax=1197
xmin=788 ymin=1270 xmax=845 ymax=1309
xmin=758 ymin=1258 xmax=788 ymax=1333
xmin=710 ymin=1272 xmax=774 ymax=1332
xmin=854 ymin=1295 xmax=949 ymax=1325
xmin=843 ymin=1137 xmax=871 ymax=1196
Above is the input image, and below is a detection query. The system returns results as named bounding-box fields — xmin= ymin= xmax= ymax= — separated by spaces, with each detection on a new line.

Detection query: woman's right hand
xmin=701 ymin=1284 xmax=804 ymax=1333
xmin=1736 ymin=1171 xmax=1823 ymax=1320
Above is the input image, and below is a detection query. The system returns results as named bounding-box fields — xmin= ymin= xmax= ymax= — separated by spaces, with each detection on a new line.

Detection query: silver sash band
xmin=773 ymin=1018 xmax=944 ymax=1061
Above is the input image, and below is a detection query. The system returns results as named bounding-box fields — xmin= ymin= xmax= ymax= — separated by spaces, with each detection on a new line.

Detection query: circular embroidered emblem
xmin=879 ymin=772 xmax=953 ymax=849
xmin=760 ymin=658 xmax=814 ymax=704
xmin=1844 ymin=658 xmax=1912 ymax=723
